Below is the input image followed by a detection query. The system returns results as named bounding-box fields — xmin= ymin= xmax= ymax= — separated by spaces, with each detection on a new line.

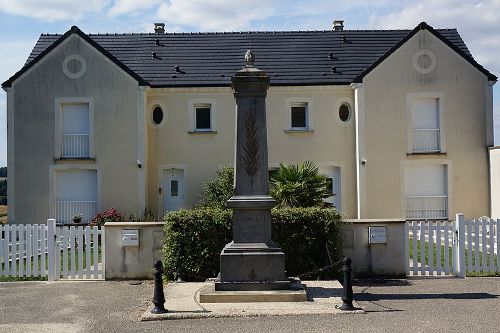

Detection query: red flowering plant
xmin=89 ymin=208 xmax=125 ymax=227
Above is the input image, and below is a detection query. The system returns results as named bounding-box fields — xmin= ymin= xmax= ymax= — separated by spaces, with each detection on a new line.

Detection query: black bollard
xmin=151 ymin=260 xmax=167 ymax=314
xmin=339 ymin=257 xmax=355 ymax=311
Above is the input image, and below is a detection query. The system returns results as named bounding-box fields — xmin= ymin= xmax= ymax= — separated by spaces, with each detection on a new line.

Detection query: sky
xmin=0 ymin=0 xmax=499 ymax=167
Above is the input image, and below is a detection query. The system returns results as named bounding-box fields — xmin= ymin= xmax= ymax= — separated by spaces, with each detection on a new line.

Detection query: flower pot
xmin=73 ymin=217 xmax=82 ymax=224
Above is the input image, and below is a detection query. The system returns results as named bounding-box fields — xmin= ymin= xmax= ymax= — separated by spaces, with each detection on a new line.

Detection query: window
xmin=285 ymin=98 xmax=313 ymax=132
xmin=59 ymin=102 xmax=91 ymax=158
xmin=170 ymin=180 xmax=178 ymax=197
xmin=338 ymin=103 xmax=351 ymax=122
xmin=405 ymin=165 xmax=447 ymax=220
xmin=409 ymin=97 xmax=441 ymax=153
xmin=291 ymin=103 xmax=307 ymax=129
xmin=55 ymin=170 xmax=97 ymax=224
xmin=290 ymin=102 xmax=308 ymax=129
xmin=195 ymin=104 xmax=212 ymax=131
xmin=152 ymin=106 xmax=164 ymax=125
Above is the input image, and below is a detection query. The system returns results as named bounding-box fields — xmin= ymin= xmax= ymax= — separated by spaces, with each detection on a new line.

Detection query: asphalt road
xmin=0 ymin=277 xmax=499 ymax=333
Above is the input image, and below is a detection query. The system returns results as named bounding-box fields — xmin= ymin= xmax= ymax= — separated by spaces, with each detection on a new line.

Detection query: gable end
xmin=353 ymin=22 xmax=497 ymax=83
xmin=2 ymin=26 xmax=148 ymax=89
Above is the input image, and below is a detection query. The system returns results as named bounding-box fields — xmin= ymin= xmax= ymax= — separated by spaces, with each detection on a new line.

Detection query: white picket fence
xmin=406 ymin=214 xmax=499 ymax=277
xmin=0 ymin=219 xmax=105 ymax=281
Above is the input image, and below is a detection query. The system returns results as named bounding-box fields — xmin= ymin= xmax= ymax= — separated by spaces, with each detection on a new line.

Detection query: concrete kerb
xmin=141 ymin=280 xmax=364 ymax=321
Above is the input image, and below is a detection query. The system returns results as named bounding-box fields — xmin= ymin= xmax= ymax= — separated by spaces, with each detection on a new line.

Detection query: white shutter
xmin=411 ymin=98 xmax=438 ymax=129
xmin=62 ymin=103 xmax=89 ymax=135
xmin=405 ymin=165 xmax=448 ymax=219
xmin=405 ymin=165 xmax=446 ymax=196
xmin=56 ymin=170 xmax=97 ymax=202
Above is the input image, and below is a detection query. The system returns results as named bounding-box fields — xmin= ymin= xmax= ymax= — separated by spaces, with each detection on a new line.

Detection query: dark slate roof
xmin=2 ymin=22 xmax=496 ymax=88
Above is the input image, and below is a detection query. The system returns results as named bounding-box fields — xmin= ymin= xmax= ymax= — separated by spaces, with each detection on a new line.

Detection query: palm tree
xmin=270 ymin=161 xmax=332 ymax=208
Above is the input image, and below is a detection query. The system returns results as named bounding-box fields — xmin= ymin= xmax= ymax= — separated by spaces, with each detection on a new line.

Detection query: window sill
xmin=55 ymin=157 xmax=96 ymax=163
xmin=188 ymin=130 xmax=217 ymax=134
xmin=284 ymin=129 xmax=314 ymax=133
xmin=407 ymin=152 xmax=446 ymax=156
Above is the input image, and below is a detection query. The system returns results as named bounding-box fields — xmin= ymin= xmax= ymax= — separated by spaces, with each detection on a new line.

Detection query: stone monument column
xmin=216 ymin=50 xmax=287 ymax=291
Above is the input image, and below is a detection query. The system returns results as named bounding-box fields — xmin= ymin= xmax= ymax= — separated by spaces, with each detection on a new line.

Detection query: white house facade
xmin=2 ymin=22 xmax=496 ymax=224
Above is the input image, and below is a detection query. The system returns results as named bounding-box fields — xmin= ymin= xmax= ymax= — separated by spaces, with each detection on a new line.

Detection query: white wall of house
xmin=490 ymin=147 xmax=500 ymax=219
xmin=361 ymin=29 xmax=491 ymax=219
xmin=9 ymin=34 xmax=141 ymax=224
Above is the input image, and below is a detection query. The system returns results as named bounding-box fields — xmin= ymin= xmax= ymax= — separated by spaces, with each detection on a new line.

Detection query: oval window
xmin=152 ymin=106 xmax=164 ymax=125
xmin=339 ymin=104 xmax=350 ymax=122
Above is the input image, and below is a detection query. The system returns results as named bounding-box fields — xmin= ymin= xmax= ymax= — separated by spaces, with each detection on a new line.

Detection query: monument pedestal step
xmin=219 ymin=242 xmax=286 ymax=282
xmin=200 ymin=280 xmax=307 ymax=303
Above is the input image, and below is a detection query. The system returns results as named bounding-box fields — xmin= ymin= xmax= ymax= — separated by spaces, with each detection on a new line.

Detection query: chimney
xmin=333 ymin=20 xmax=344 ymax=31
xmin=154 ymin=22 xmax=165 ymax=34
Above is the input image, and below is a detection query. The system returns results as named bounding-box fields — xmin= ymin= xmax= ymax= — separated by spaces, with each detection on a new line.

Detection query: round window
xmin=339 ymin=104 xmax=351 ymax=122
xmin=412 ymin=49 xmax=436 ymax=74
xmin=152 ymin=106 xmax=164 ymax=125
xmin=62 ymin=54 xmax=87 ymax=79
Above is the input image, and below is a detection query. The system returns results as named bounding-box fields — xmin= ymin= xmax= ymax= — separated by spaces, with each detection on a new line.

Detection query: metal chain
xmin=296 ymin=242 xmax=344 ymax=279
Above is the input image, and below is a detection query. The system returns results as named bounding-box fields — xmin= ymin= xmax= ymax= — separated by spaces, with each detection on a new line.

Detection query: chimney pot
xmin=154 ymin=22 xmax=165 ymax=34
xmin=333 ymin=20 xmax=344 ymax=31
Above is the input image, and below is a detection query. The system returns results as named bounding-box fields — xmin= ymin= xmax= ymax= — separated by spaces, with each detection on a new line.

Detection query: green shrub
xmin=270 ymin=161 xmax=331 ymax=208
xmin=272 ymin=207 xmax=342 ymax=279
xmin=163 ymin=208 xmax=232 ymax=281
xmin=162 ymin=207 xmax=342 ymax=281
xmin=198 ymin=167 xmax=234 ymax=209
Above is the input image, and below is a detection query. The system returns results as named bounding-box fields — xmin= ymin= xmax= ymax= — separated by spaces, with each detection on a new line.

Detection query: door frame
xmin=317 ymin=162 xmax=345 ymax=213
xmin=158 ymin=164 xmax=188 ymax=218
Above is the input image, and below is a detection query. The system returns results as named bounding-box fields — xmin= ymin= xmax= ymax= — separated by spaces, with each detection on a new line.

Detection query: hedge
xmin=163 ymin=207 xmax=342 ymax=281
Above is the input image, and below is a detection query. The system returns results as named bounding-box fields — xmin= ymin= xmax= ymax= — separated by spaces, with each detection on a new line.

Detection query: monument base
xmin=218 ymin=241 xmax=286 ymax=284
xmin=200 ymin=279 xmax=307 ymax=303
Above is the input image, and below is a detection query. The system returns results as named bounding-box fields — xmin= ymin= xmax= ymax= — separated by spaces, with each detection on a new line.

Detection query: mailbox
xmin=368 ymin=226 xmax=386 ymax=244
xmin=122 ymin=229 xmax=139 ymax=246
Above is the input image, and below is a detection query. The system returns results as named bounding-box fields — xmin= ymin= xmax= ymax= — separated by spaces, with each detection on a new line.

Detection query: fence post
xmin=454 ymin=214 xmax=466 ymax=278
xmin=102 ymin=227 xmax=106 ymax=280
xmin=47 ymin=219 xmax=56 ymax=282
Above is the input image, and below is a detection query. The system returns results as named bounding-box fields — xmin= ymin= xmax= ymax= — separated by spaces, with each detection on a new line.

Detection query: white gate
xmin=406 ymin=214 xmax=499 ymax=277
xmin=0 ymin=219 xmax=105 ymax=281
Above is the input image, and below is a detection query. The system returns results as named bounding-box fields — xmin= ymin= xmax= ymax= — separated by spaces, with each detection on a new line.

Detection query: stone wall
xmin=342 ymin=219 xmax=406 ymax=278
xmin=105 ymin=222 xmax=164 ymax=279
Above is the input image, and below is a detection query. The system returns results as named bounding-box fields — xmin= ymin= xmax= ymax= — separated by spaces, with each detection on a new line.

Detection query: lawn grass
xmin=0 ymin=276 xmax=47 ymax=282
xmin=409 ymin=238 xmax=499 ymax=276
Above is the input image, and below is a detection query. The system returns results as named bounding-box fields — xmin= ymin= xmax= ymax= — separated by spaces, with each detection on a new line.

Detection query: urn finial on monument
xmin=244 ymin=49 xmax=255 ymax=67
xmin=215 ymin=50 xmax=291 ymax=292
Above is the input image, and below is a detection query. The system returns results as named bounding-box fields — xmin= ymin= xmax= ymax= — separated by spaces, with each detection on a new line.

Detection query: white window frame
xmin=48 ymin=164 xmax=101 ymax=223
xmin=285 ymin=97 xmax=313 ymax=132
xmin=55 ymin=97 xmax=94 ymax=159
xmin=400 ymin=159 xmax=453 ymax=220
xmin=407 ymin=93 xmax=445 ymax=153
xmin=189 ymin=99 xmax=216 ymax=132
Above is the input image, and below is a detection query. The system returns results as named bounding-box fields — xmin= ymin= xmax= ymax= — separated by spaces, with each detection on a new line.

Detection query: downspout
xmin=351 ymin=83 xmax=366 ymax=219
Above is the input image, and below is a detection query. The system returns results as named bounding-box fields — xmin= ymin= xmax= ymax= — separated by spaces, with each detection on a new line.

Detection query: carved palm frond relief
xmin=242 ymin=105 xmax=260 ymax=178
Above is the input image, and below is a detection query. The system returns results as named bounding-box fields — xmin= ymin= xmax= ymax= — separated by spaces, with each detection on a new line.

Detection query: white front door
xmin=163 ymin=168 xmax=185 ymax=213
